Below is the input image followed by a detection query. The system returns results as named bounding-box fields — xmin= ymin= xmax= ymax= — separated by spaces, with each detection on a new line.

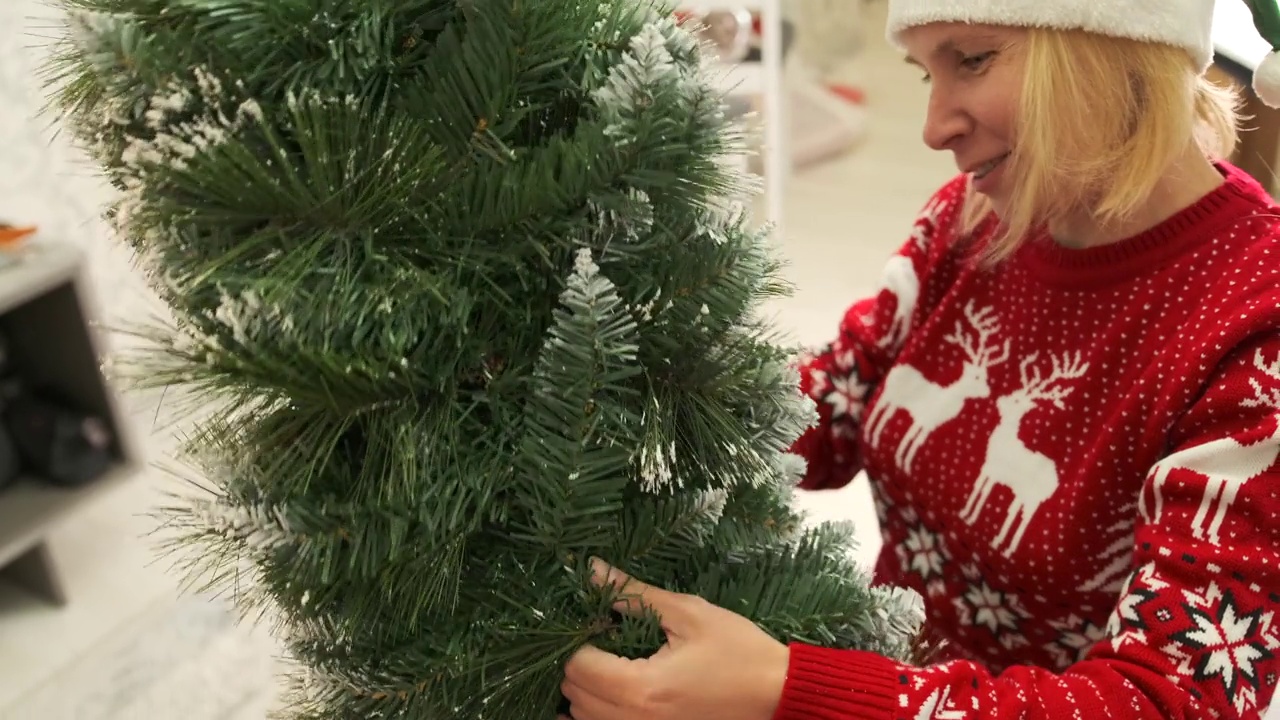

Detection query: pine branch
xmin=511 ymin=249 xmax=642 ymax=551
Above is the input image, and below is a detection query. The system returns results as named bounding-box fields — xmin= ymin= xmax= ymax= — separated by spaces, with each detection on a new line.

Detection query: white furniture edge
xmin=683 ymin=0 xmax=788 ymax=237
xmin=0 ymin=241 xmax=142 ymax=606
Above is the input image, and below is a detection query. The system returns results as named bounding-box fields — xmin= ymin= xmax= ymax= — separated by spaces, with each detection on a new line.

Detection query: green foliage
xmin=42 ymin=0 xmax=922 ymax=717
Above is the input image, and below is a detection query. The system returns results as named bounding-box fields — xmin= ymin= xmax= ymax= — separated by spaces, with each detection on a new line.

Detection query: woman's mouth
xmin=972 ymin=153 xmax=1010 ymax=180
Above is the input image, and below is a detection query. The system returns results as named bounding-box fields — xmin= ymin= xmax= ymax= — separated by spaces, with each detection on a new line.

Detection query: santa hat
xmin=885 ymin=0 xmax=1280 ymax=109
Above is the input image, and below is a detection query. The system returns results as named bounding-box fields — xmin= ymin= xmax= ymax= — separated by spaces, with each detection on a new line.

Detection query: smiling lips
xmin=971 ymin=153 xmax=1010 ymax=180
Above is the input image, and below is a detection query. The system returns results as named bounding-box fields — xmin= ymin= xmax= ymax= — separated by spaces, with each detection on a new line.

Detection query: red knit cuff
xmin=772 ymin=643 xmax=903 ymax=720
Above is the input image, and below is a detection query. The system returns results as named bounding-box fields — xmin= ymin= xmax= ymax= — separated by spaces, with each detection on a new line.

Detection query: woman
xmin=560 ymin=1 xmax=1280 ymax=719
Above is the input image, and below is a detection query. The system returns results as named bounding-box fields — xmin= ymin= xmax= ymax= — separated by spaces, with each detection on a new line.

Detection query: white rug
xmin=5 ymin=593 xmax=281 ymax=720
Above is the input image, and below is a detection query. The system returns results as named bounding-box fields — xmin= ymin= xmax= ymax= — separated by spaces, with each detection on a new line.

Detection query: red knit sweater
xmin=777 ymin=161 xmax=1280 ymax=720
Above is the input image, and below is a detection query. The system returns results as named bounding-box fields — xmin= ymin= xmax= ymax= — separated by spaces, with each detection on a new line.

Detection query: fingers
xmin=564 ymin=644 xmax=638 ymax=692
xmin=590 ymin=557 xmax=624 ymax=588
xmin=590 ymin=558 xmax=697 ymax=629
xmin=593 ymin=560 xmax=656 ymax=617
xmin=561 ymin=676 xmax=622 ymax=720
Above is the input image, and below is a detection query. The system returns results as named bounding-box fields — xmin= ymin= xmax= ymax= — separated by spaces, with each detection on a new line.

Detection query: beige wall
xmin=0 ymin=2 xmax=137 ymax=316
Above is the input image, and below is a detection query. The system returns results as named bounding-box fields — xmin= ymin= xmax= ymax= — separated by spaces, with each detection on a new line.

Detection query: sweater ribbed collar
xmin=1012 ymin=162 xmax=1275 ymax=288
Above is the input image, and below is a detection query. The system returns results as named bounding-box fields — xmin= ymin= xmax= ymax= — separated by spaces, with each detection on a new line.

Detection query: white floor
xmin=0 ymin=1 xmax=956 ymax=716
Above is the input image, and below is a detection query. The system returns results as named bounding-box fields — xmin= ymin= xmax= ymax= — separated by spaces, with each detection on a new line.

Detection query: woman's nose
xmin=921 ymin=85 xmax=969 ymax=151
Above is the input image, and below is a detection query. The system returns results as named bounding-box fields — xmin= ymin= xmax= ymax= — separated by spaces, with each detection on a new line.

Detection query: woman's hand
xmin=560 ymin=559 xmax=790 ymax=720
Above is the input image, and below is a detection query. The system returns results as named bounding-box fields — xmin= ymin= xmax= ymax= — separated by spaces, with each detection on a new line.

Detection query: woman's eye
xmin=961 ymin=52 xmax=995 ymax=70
xmin=920 ymin=73 xmax=932 ymax=84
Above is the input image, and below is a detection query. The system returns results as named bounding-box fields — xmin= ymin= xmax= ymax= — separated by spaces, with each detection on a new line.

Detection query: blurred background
xmin=0 ymin=1 xmax=1274 ymax=718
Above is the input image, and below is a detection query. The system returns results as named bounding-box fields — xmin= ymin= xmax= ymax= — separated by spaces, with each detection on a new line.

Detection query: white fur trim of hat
xmin=886 ymin=0 xmax=1280 ymax=109
xmin=885 ymin=0 xmax=1217 ymax=69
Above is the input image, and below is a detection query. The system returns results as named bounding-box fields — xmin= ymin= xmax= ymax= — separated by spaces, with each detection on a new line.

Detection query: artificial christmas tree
xmin=41 ymin=0 xmax=921 ymax=717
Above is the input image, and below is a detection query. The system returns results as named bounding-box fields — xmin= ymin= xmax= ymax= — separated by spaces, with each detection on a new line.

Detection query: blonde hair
xmin=963 ymin=28 xmax=1243 ymax=266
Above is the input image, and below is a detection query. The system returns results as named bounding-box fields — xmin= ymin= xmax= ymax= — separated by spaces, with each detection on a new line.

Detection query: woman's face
xmin=899 ymin=23 xmax=1026 ymax=215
